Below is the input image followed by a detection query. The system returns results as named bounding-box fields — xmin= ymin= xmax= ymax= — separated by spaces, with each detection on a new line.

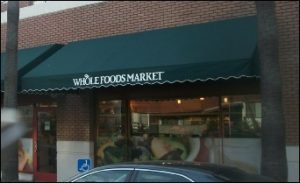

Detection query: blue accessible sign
xmin=77 ymin=159 xmax=91 ymax=172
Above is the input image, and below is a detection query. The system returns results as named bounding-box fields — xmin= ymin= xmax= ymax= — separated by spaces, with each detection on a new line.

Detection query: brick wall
xmin=1 ymin=1 xmax=256 ymax=50
xmin=56 ymin=93 xmax=93 ymax=141
xmin=1 ymin=1 xmax=299 ymax=145
xmin=275 ymin=1 xmax=299 ymax=145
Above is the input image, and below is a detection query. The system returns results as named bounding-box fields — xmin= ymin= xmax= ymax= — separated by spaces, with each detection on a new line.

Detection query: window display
xmin=96 ymin=100 xmax=127 ymax=165
xmin=18 ymin=105 xmax=34 ymax=173
xmin=129 ymin=98 xmax=219 ymax=162
xmin=95 ymin=95 xmax=262 ymax=173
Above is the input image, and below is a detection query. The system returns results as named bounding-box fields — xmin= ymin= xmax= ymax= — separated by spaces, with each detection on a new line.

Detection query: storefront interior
xmin=93 ymin=80 xmax=262 ymax=173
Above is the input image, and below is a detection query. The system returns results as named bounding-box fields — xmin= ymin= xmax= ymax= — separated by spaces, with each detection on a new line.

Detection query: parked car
xmin=66 ymin=161 xmax=275 ymax=182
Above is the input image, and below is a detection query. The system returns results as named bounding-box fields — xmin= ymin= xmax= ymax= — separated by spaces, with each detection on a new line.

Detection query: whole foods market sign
xmin=73 ymin=71 xmax=165 ymax=87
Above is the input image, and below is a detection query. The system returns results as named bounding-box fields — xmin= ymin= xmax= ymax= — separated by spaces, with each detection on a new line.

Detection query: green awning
xmin=1 ymin=44 xmax=63 ymax=91
xmin=21 ymin=16 xmax=259 ymax=92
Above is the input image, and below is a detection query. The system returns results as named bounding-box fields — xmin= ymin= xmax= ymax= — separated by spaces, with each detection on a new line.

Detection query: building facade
xmin=1 ymin=1 xmax=299 ymax=182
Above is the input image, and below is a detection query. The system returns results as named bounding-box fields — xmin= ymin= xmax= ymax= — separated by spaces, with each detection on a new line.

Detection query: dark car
xmin=66 ymin=161 xmax=276 ymax=182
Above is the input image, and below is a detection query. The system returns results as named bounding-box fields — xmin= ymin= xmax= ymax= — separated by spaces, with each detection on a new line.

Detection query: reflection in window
xmin=95 ymin=95 xmax=261 ymax=173
xmin=96 ymin=100 xmax=128 ymax=166
xmin=128 ymin=95 xmax=261 ymax=163
xmin=18 ymin=105 xmax=34 ymax=173
xmin=222 ymin=95 xmax=261 ymax=137
xmin=130 ymin=98 xmax=220 ymax=137
xmin=130 ymin=98 xmax=220 ymax=162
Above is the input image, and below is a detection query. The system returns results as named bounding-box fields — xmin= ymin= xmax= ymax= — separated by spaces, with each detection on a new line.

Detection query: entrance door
xmin=33 ymin=107 xmax=57 ymax=182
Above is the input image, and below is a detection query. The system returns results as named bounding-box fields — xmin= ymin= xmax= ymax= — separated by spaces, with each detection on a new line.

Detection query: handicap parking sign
xmin=78 ymin=159 xmax=91 ymax=172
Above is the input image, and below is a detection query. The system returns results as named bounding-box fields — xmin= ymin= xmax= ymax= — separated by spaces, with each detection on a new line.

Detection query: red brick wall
xmin=275 ymin=1 xmax=299 ymax=145
xmin=56 ymin=93 xmax=93 ymax=141
xmin=1 ymin=1 xmax=299 ymax=145
xmin=1 ymin=1 xmax=256 ymax=50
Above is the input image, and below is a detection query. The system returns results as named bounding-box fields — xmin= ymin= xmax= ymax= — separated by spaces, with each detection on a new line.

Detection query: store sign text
xmin=73 ymin=71 xmax=165 ymax=86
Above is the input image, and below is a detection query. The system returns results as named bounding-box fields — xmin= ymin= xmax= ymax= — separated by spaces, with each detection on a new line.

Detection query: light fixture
xmin=200 ymin=97 xmax=205 ymax=101
xmin=177 ymin=99 xmax=181 ymax=104
xmin=224 ymin=97 xmax=228 ymax=103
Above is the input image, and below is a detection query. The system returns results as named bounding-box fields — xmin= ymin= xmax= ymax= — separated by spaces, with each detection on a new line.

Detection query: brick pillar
xmin=56 ymin=92 xmax=95 ymax=181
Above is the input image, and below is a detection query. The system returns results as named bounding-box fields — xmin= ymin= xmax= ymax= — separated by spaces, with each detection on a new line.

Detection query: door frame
xmin=33 ymin=106 xmax=57 ymax=182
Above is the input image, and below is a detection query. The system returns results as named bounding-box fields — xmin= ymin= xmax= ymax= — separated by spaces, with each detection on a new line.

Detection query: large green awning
xmin=21 ymin=16 xmax=259 ymax=92
xmin=1 ymin=44 xmax=63 ymax=91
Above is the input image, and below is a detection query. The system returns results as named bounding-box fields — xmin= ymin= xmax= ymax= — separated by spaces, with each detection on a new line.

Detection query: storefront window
xmin=221 ymin=95 xmax=261 ymax=174
xmin=129 ymin=97 xmax=220 ymax=162
xmin=95 ymin=95 xmax=262 ymax=173
xmin=222 ymin=95 xmax=261 ymax=138
xmin=18 ymin=105 xmax=34 ymax=173
xmin=95 ymin=100 xmax=128 ymax=166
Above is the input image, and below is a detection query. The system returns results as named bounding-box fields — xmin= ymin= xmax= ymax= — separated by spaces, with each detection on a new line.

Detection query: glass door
xmin=33 ymin=107 xmax=57 ymax=182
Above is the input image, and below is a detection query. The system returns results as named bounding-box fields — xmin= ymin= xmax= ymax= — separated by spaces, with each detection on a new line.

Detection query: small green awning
xmin=1 ymin=44 xmax=63 ymax=91
xmin=21 ymin=16 xmax=259 ymax=92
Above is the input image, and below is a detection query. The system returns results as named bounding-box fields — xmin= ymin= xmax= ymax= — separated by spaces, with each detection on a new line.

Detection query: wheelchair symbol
xmin=79 ymin=160 xmax=90 ymax=172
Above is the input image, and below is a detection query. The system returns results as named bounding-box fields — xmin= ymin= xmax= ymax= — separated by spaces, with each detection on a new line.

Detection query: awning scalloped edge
xmin=19 ymin=75 xmax=260 ymax=93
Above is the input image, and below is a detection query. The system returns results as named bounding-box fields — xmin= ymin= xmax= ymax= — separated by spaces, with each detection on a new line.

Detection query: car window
xmin=134 ymin=170 xmax=192 ymax=182
xmin=73 ymin=170 xmax=131 ymax=182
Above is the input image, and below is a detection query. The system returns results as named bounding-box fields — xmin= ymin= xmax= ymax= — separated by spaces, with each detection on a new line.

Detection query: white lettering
xmin=121 ymin=74 xmax=126 ymax=82
xmin=110 ymin=75 xmax=116 ymax=83
xmin=140 ymin=73 xmax=146 ymax=81
xmin=104 ymin=76 xmax=110 ymax=84
xmin=152 ymin=72 xmax=158 ymax=80
xmin=157 ymin=71 xmax=164 ymax=80
xmin=73 ymin=78 xmax=81 ymax=86
xmin=134 ymin=74 xmax=140 ymax=82
xmin=100 ymin=76 xmax=105 ymax=84
xmin=88 ymin=77 xmax=93 ymax=85
xmin=73 ymin=71 xmax=164 ymax=86
xmin=94 ymin=77 xmax=100 ymax=84
xmin=146 ymin=72 xmax=152 ymax=80
xmin=79 ymin=78 xmax=84 ymax=85
xmin=127 ymin=74 xmax=135 ymax=82
xmin=83 ymin=78 xmax=87 ymax=85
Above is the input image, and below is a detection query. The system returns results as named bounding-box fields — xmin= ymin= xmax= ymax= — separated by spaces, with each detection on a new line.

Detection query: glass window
xmin=134 ymin=170 xmax=191 ymax=182
xmin=18 ymin=105 xmax=34 ymax=173
xmin=96 ymin=100 xmax=128 ymax=166
xmin=222 ymin=95 xmax=261 ymax=137
xmin=129 ymin=98 xmax=220 ymax=162
xmin=130 ymin=98 xmax=220 ymax=137
xmin=74 ymin=170 xmax=131 ymax=182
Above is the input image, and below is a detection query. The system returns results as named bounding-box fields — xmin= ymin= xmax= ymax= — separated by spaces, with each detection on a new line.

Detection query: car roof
xmin=68 ymin=161 xmax=276 ymax=182
xmin=92 ymin=161 xmax=215 ymax=177
xmin=96 ymin=160 xmax=242 ymax=173
xmin=67 ymin=161 xmax=217 ymax=182
xmin=93 ymin=160 xmax=221 ymax=172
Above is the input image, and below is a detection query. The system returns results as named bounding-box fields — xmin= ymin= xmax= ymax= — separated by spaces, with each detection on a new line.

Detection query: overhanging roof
xmin=21 ymin=16 xmax=259 ymax=92
xmin=1 ymin=44 xmax=63 ymax=91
